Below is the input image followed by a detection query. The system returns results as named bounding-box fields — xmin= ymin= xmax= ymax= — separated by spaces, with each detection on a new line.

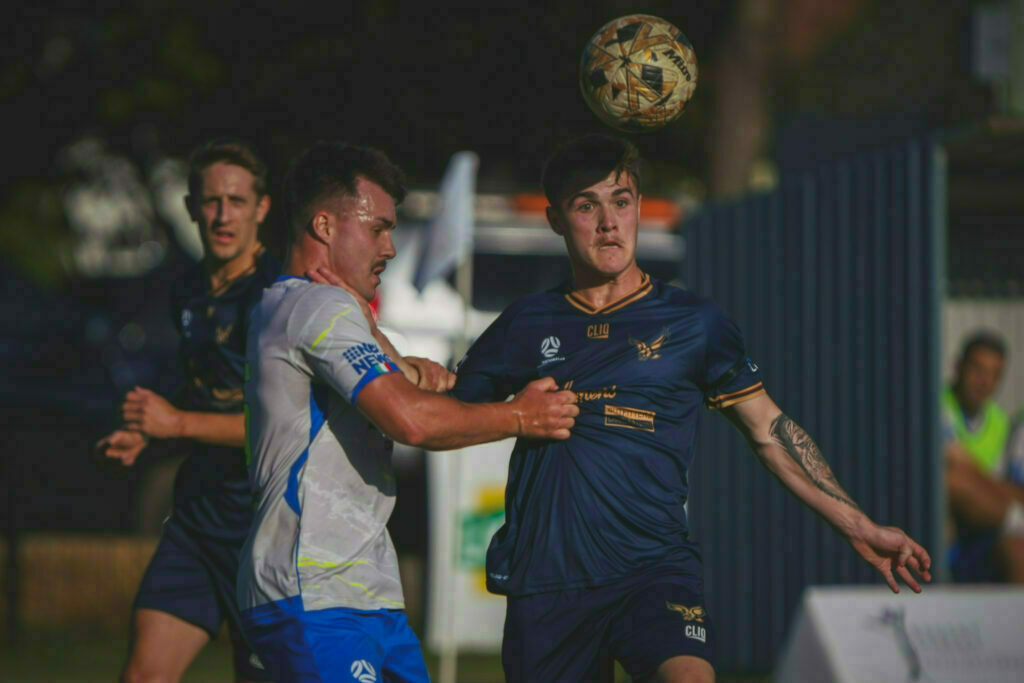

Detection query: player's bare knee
xmin=655 ymin=655 xmax=715 ymax=683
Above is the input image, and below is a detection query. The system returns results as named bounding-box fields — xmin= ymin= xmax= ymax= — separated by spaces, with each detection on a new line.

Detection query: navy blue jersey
xmin=451 ymin=274 xmax=764 ymax=596
xmin=167 ymin=248 xmax=280 ymax=537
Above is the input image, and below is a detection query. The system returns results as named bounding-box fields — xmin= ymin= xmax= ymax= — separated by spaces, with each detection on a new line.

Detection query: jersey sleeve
xmin=451 ymin=310 xmax=514 ymax=403
xmin=699 ymin=300 xmax=765 ymax=410
xmin=297 ymin=291 xmax=400 ymax=405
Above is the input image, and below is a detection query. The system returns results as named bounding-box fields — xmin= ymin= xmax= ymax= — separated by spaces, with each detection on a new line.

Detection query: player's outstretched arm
xmin=121 ymin=386 xmax=245 ymax=448
xmin=721 ymin=393 xmax=932 ymax=594
xmin=356 ymin=374 xmax=578 ymax=450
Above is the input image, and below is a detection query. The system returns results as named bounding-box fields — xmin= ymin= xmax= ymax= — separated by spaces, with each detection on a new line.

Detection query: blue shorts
xmin=241 ymin=597 xmax=429 ymax=683
xmin=502 ymin=573 xmax=715 ymax=682
xmin=134 ymin=518 xmax=269 ymax=680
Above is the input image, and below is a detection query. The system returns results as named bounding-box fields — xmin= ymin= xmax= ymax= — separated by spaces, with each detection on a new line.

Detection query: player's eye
xmin=576 ymin=202 xmax=593 ymax=212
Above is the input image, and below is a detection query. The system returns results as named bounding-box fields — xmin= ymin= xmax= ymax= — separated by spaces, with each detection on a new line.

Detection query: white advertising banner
xmin=776 ymin=585 xmax=1024 ymax=683
xmin=425 ymin=438 xmax=514 ymax=652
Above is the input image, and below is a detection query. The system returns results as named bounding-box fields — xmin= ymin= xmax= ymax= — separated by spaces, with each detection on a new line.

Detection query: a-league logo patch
xmin=350 ymin=659 xmax=377 ymax=682
xmin=540 ymin=336 xmax=561 ymax=358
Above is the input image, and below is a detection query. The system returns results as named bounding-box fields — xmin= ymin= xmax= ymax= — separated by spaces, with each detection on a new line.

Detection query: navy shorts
xmin=502 ymin=573 xmax=715 ymax=682
xmin=134 ymin=518 xmax=270 ymax=680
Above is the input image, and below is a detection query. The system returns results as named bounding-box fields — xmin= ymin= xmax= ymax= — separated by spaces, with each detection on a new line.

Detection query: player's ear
xmin=546 ymin=206 xmax=565 ymax=236
xmin=308 ymin=210 xmax=332 ymax=244
xmin=256 ymin=194 xmax=271 ymax=224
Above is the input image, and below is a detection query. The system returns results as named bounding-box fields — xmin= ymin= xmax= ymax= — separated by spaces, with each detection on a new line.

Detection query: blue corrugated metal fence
xmin=680 ymin=137 xmax=943 ymax=672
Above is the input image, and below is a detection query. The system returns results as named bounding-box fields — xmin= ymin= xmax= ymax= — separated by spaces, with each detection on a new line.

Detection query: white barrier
xmin=775 ymin=585 xmax=1024 ymax=682
xmin=425 ymin=439 xmax=514 ymax=653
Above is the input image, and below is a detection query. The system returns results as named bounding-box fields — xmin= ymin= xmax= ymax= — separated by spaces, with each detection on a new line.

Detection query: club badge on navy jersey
xmin=628 ymin=327 xmax=670 ymax=361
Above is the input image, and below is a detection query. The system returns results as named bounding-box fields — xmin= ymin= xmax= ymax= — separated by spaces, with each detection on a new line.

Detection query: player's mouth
xmin=596 ymin=239 xmax=622 ymax=250
xmin=371 ymin=262 xmax=386 ymax=285
xmin=211 ymin=228 xmax=235 ymax=245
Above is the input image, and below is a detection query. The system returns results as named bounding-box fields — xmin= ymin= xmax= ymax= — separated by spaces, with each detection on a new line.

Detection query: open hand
xmin=122 ymin=387 xmax=183 ymax=439
xmin=848 ymin=521 xmax=932 ymax=594
xmin=96 ymin=429 xmax=148 ymax=466
xmin=509 ymin=377 xmax=579 ymax=440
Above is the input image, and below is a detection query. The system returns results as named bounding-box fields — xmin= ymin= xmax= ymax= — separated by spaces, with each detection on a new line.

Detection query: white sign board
xmin=425 ymin=439 xmax=514 ymax=651
xmin=776 ymin=585 xmax=1024 ymax=683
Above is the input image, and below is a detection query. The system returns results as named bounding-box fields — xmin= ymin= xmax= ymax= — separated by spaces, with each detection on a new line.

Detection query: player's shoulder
xmin=294 ymin=282 xmax=368 ymax=329
xmin=277 ymin=278 xmax=360 ymax=313
xmin=651 ymin=279 xmax=723 ymax=316
xmin=491 ymin=284 xmax=567 ymax=327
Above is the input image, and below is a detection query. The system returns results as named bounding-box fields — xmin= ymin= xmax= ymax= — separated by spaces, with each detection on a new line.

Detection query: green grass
xmin=0 ymin=633 xmax=769 ymax=682
xmin=0 ymin=633 xmax=512 ymax=683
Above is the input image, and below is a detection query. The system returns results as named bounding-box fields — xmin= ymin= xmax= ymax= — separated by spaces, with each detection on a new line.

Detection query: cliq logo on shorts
xmin=351 ymin=659 xmax=377 ymax=682
xmin=667 ymin=601 xmax=707 ymax=643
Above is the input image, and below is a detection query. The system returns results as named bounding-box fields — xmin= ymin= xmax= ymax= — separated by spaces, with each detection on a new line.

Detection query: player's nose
xmin=380 ymin=231 xmax=396 ymax=260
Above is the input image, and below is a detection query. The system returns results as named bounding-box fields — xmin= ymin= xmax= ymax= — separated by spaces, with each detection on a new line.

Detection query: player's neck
xmin=284 ymin=241 xmax=327 ymax=279
xmin=570 ymin=263 xmax=645 ymax=309
xmin=204 ymin=242 xmax=262 ymax=292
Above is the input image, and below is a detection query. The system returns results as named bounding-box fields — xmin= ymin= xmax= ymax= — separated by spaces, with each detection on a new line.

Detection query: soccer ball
xmin=579 ymin=14 xmax=698 ymax=132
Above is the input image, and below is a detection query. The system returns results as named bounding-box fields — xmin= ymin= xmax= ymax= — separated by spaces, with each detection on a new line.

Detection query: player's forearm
xmin=178 ymin=411 xmax=246 ymax=448
xmin=753 ymin=414 xmax=868 ymax=536
xmin=380 ymin=392 xmax=517 ymax=450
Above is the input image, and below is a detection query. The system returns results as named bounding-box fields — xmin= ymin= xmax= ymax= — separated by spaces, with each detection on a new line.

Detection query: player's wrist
xmin=173 ymin=409 xmax=189 ymax=439
xmin=840 ymin=510 xmax=873 ymax=541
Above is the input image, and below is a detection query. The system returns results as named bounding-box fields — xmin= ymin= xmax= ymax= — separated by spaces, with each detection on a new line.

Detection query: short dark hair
xmin=960 ymin=330 xmax=1007 ymax=363
xmin=187 ymin=138 xmax=269 ymax=198
xmin=283 ymin=141 xmax=407 ymax=241
xmin=541 ymin=134 xmax=641 ymax=207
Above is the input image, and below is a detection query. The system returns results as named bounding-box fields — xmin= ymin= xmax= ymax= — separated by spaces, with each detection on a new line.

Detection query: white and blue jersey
xmin=452 ymin=274 xmax=765 ymax=597
xmin=238 ymin=277 xmax=403 ymax=617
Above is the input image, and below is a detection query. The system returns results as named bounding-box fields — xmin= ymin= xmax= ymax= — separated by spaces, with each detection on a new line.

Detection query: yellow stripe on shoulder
xmin=310 ymin=307 xmax=354 ymax=349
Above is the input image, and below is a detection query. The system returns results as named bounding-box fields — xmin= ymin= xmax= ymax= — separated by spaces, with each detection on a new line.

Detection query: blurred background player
xmin=451 ymin=135 xmax=932 ymax=683
xmin=238 ymin=141 xmax=579 ymax=682
xmin=96 ymin=138 xmax=277 ymax=682
xmin=943 ymin=330 xmax=1024 ymax=583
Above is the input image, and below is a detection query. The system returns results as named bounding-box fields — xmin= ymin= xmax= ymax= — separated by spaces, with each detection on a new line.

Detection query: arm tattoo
xmin=769 ymin=413 xmax=860 ymax=510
